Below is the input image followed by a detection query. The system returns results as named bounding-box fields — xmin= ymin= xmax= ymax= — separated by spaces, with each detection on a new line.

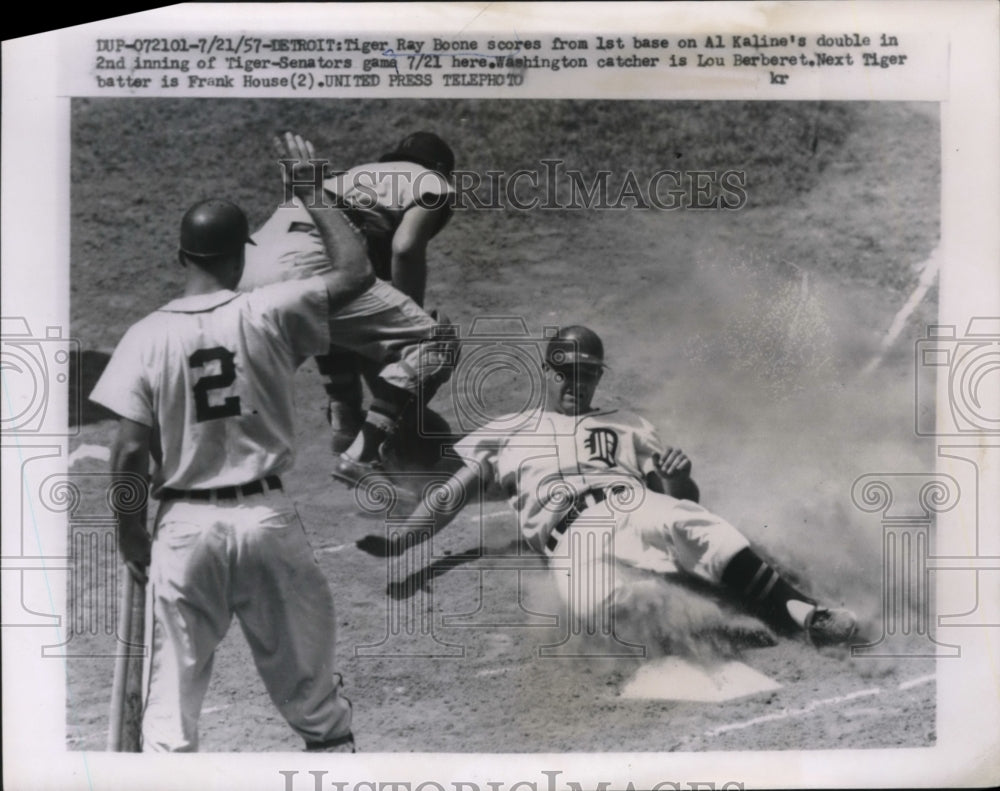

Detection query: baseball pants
xmin=548 ymin=491 xmax=751 ymax=615
xmin=327 ymin=278 xmax=445 ymax=395
xmin=141 ymin=490 xmax=352 ymax=752
xmin=240 ymin=220 xmax=448 ymax=398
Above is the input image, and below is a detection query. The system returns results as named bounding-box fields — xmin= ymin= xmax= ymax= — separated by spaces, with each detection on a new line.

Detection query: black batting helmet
xmin=380 ymin=131 xmax=455 ymax=176
xmin=179 ymin=199 xmax=255 ymax=258
xmin=545 ymin=325 xmax=607 ymax=369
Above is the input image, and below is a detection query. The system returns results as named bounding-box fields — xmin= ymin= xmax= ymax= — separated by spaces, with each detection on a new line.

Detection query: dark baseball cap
xmin=179 ymin=198 xmax=255 ymax=257
xmin=380 ymin=131 xmax=455 ymax=175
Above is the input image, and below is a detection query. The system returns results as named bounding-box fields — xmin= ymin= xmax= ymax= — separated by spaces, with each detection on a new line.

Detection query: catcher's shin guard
xmin=333 ymin=392 xmax=409 ymax=479
xmin=316 ymin=352 xmax=365 ymax=453
xmin=350 ymin=402 xmax=399 ymax=459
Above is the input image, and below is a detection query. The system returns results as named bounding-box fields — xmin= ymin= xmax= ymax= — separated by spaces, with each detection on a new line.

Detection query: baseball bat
xmin=108 ymin=569 xmax=146 ymax=752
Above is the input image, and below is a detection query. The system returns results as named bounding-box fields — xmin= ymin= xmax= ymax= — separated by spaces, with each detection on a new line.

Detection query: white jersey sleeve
xmin=631 ymin=413 xmax=667 ymax=477
xmin=239 ymin=199 xmax=336 ymax=292
xmin=243 ymin=275 xmax=331 ymax=359
xmin=325 ymin=161 xmax=452 ymax=216
xmin=451 ymin=417 xmax=513 ymax=484
xmin=89 ymin=323 xmax=155 ymax=427
xmin=454 ymin=431 xmax=502 ymax=481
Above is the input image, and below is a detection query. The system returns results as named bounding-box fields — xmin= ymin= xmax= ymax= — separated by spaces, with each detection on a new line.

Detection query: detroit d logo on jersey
xmin=582 ymin=427 xmax=619 ymax=467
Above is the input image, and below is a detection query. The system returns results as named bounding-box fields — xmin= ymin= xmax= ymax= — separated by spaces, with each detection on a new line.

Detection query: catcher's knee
xmin=371 ymin=312 xmax=459 ymax=402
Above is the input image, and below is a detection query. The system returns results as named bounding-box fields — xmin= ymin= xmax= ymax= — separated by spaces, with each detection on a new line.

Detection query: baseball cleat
xmin=330 ymin=453 xmax=385 ymax=488
xmin=331 ymin=454 xmax=419 ymax=514
xmin=804 ymin=606 xmax=858 ymax=647
xmin=304 ymin=732 xmax=356 ymax=753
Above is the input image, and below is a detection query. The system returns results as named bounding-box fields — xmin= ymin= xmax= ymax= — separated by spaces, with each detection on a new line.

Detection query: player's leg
xmin=141 ymin=503 xmax=233 ymax=752
xmin=325 ymin=279 xmax=455 ymax=480
xmin=315 ymin=348 xmax=365 ymax=453
xmin=620 ymin=493 xmax=857 ymax=645
xmin=230 ymin=494 xmax=354 ymax=750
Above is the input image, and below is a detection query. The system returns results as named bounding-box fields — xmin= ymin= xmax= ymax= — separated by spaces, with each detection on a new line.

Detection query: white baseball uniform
xmin=452 ymin=407 xmax=751 ymax=610
xmin=91 ymin=276 xmax=355 ymax=752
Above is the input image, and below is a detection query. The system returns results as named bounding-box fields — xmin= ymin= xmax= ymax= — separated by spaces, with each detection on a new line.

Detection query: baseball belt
xmin=545 ymin=485 xmax=626 ymax=554
xmin=160 ymin=475 xmax=283 ymax=503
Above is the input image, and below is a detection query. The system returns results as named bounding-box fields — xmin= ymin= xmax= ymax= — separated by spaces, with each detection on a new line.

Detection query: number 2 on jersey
xmin=189 ymin=346 xmax=241 ymax=422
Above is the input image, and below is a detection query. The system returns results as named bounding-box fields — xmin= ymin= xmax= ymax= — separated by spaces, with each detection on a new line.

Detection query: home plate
xmin=620 ymin=657 xmax=781 ymax=702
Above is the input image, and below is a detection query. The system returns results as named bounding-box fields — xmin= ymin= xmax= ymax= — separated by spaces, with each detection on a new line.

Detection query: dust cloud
xmin=625 ymin=244 xmax=934 ymax=650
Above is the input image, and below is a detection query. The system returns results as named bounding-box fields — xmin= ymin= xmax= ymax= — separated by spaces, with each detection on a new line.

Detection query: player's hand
xmin=356 ymin=534 xmax=404 ymax=557
xmin=117 ymin=525 xmax=151 ymax=585
xmin=272 ymin=131 xmax=321 ymax=199
xmin=654 ymin=447 xmax=692 ymax=479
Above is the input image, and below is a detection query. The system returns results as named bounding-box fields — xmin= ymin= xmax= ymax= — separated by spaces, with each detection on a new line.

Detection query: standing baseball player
xmin=359 ymin=326 xmax=858 ymax=649
xmin=239 ymin=130 xmax=455 ymax=456
xmin=90 ymin=133 xmax=423 ymax=751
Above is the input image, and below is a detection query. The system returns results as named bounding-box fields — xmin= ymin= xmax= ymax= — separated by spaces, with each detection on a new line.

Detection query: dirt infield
xmin=66 ymin=99 xmax=939 ymax=752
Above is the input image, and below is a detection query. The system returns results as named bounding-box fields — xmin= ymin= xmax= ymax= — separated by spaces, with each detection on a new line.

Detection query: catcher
xmin=239 ymin=131 xmax=456 ymax=469
xmin=358 ymin=325 xmax=859 ymax=651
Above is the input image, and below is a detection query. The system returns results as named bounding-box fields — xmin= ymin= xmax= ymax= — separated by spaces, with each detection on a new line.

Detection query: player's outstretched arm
xmin=355 ymin=463 xmax=483 ymax=557
xmin=274 ymin=131 xmax=375 ymax=310
xmin=648 ymin=447 xmax=700 ymax=502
